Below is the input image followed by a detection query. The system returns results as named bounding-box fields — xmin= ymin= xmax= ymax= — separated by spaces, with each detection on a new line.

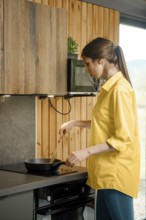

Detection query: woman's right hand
xmin=58 ymin=120 xmax=75 ymax=143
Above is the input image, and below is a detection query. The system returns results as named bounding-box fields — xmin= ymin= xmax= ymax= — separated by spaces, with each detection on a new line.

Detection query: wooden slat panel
xmin=68 ymin=0 xmax=77 ymax=38
xmin=36 ymin=0 xmax=120 ymax=166
xmin=92 ymin=4 xmax=99 ymax=39
xmin=85 ymin=2 xmax=94 ymax=154
xmin=74 ymin=0 xmax=82 ymax=56
xmin=80 ymin=2 xmax=87 ymax=59
xmin=42 ymin=98 xmax=49 ymax=157
xmin=109 ymin=9 xmax=115 ymax=41
xmin=62 ymin=98 xmax=69 ymax=160
xmin=62 ymin=0 xmax=68 ymax=10
xmin=68 ymin=98 xmax=75 ymax=159
xmin=54 ymin=0 xmax=62 ymax=8
xmin=86 ymin=96 xmax=93 ymax=146
xmin=87 ymin=3 xmax=93 ymax=43
xmin=48 ymin=0 xmax=55 ymax=7
xmin=56 ymin=97 xmax=63 ymax=159
xmin=113 ymin=10 xmax=120 ymax=44
xmin=42 ymin=0 xmax=48 ymax=5
xmin=67 ymin=0 xmax=82 ymax=155
xmin=34 ymin=0 xmax=41 ymax=3
xmin=62 ymin=0 xmax=68 ymax=34
xmin=74 ymin=97 xmax=81 ymax=152
xmin=48 ymin=98 xmax=56 ymax=157
xmin=103 ymin=7 xmax=109 ymax=39
xmin=36 ymin=97 xmax=42 ymax=157
xmin=98 ymin=6 xmax=104 ymax=37
xmin=80 ymin=97 xmax=87 ymax=167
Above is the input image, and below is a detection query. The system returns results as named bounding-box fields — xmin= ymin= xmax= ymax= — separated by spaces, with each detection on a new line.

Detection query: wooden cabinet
xmin=0 ymin=0 xmax=67 ymax=95
xmin=0 ymin=191 xmax=33 ymax=220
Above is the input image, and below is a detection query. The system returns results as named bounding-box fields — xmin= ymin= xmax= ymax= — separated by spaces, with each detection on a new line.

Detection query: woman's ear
xmin=97 ymin=59 xmax=105 ymax=65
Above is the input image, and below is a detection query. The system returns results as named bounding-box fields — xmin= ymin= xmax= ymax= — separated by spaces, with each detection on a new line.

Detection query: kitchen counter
xmin=0 ymin=165 xmax=88 ymax=197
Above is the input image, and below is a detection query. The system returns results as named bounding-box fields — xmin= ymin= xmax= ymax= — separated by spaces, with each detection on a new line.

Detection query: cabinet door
xmin=1 ymin=0 xmax=67 ymax=95
xmin=0 ymin=191 xmax=33 ymax=220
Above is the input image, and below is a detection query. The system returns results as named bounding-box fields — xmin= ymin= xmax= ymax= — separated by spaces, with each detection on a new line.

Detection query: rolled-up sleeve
xmin=107 ymin=89 xmax=135 ymax=152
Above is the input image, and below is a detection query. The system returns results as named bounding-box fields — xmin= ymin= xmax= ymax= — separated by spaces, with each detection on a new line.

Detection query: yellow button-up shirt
xmin=87 ymin=72 xmax=140 ymax=198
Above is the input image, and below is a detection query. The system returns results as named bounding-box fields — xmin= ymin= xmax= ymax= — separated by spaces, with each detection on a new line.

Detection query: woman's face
xmin=83 ymin=57 xmax=104 ymax=79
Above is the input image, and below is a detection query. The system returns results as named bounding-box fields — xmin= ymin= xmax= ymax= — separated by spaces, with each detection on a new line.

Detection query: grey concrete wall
xmin=0 ymin=96 xmax=35 ymax=165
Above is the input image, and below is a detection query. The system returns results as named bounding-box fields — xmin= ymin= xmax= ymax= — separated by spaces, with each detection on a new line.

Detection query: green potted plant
xmin=67 ymin=36 xmax=78 ymax=59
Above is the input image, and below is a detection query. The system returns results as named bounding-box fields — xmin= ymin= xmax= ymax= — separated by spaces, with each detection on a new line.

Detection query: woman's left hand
xmin=66 ymin=149 xmax=90 ymax=166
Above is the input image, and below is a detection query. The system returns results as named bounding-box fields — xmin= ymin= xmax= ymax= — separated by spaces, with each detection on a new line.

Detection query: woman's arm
xmin=72 ymin=120 xmax=91 ymax=128
xmin=66 ymin=142 xmax=115 ymax=166
xmin=58 ymin=120 xmax=91 ymax=142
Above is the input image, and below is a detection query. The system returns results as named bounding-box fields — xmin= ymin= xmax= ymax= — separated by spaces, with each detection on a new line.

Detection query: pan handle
xmin=52 ymin=161 xmax=66 ymax=168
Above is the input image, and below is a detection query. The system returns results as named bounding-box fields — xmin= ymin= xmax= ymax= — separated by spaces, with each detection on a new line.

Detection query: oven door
xmin=35 ymin=179 xmax=95 ymax=220
xmin=36 ymin=201 xmax=94 ymax=220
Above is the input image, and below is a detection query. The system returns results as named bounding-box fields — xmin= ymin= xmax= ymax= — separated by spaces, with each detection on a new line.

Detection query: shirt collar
xmin=101 ymin=71 xmax=123 ymax=92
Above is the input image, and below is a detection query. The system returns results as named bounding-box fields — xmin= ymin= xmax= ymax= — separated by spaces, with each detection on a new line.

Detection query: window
xmin=120 ymin=24 xmax=146 ymax=219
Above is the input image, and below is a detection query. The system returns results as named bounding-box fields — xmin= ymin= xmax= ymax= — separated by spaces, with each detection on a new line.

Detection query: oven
xmin=34 ymin=178 xmax=95 ymax=220
xmin=0 ymin=163 xmax=95 ymax=220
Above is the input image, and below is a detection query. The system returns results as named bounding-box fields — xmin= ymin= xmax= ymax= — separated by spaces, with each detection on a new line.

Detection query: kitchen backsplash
xmin=0 ymin=96 xmax=35 ymax=165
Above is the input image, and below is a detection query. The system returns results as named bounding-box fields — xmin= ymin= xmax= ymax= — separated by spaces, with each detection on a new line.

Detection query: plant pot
xmin=68 ymin=53 xmax=78 ymax=59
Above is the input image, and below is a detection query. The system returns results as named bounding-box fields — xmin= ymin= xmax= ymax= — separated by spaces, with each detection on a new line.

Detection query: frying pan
xmin=24 ymin=158 xmax=65 ymax=172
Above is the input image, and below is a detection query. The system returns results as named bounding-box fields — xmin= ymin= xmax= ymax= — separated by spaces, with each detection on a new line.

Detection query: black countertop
xmin=0 ymin=165 xmax=88 ymax=197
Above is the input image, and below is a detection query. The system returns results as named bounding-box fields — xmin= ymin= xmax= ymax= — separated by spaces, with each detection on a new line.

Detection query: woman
xmin=59 ymin=37 xmax=140 ymax=220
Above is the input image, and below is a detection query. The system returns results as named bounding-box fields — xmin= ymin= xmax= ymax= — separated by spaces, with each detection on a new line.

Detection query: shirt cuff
xmin=107 ymin=138 xmax=127 ymax=152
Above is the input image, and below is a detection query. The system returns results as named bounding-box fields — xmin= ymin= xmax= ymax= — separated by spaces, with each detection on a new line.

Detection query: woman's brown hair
xmin=81 ymin=37 xmax=132 ymax=85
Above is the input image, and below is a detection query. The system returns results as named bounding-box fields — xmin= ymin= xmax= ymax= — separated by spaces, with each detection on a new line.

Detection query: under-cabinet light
xmin=47 ymin=95 xmax=55 ymax=98
xmin=2 ymin=95 xmax=11 ymax=97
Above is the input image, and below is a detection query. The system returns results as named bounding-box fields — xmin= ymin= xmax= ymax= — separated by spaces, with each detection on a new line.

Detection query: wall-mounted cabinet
xmin=0 ymin=0 xmax=67 ymax=95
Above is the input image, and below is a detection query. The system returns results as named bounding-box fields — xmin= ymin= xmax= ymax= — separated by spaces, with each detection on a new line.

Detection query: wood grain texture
xmin=35 ymin=0 xmax=120 ymax=167
xmin=1 ymin=0 xmax=67 ymax=94
xmin=4 ymin=0 xmax=25 ymax=93
xmin=36 ymin=97 xmax=42 ymax=158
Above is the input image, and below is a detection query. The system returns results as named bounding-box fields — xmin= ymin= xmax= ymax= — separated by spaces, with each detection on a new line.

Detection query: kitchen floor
xmin=83 ymin=205 xmax=94 ymax=219
xmin=134 ymin=179 xmax=146 ymax=220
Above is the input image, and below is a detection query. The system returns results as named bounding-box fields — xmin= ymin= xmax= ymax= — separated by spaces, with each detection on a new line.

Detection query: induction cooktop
xmin=0 ymin=163 xmax=77 ymax=177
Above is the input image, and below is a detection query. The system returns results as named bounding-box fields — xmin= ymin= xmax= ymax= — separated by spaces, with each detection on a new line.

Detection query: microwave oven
xmin=67 ymin=58 xmax=99 ymax=97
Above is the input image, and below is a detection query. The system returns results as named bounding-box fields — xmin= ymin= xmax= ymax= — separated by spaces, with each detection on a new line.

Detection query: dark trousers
xmin=96 ymin=189 xmax=134 ymax=220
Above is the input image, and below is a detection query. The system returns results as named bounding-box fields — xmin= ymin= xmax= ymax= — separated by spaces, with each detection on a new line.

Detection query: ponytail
xmin=114 ymin=46 xmax=132 ymax=86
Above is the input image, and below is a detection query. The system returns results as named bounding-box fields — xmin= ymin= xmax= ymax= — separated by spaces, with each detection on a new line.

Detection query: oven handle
xmin=36 ymin=197 xmax=94 ymax=216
